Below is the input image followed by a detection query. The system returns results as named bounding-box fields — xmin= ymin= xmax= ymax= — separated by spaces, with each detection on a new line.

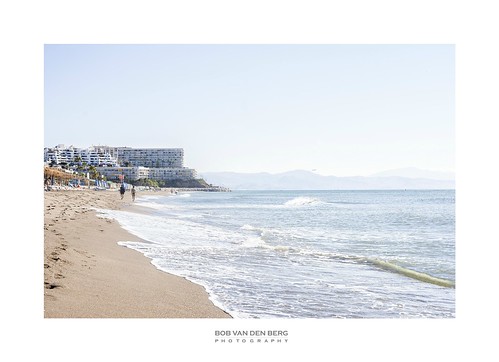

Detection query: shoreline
xmin=44 ymin=188 xmax=231 ymax=318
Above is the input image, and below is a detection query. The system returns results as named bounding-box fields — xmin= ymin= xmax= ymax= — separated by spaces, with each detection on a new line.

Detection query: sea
xmin=96 ymin=189 xmax=455 ymax=318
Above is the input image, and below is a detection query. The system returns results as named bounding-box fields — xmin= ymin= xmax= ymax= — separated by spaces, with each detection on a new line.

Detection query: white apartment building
xmin=97 ymin=147 xmax=184 ymax=168
xmin=148 ymin=167 xmax=197 ymax=180
xmin=44 ymin=145 xmax=119 ymax=167
xmin=95 ymin=166 xmax=150 ymax=182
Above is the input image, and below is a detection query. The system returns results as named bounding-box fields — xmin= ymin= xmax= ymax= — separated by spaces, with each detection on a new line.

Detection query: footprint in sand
xmin=45 ymin=282 xmax=61 ymax=290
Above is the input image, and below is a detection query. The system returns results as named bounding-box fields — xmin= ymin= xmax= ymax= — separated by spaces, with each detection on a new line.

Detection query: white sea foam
xmin=241 ymin=224 xmax=257 ymax=231
xmin=136 ymin=195 xmax=163 ymax=201
xmin=284 ymin=196 xmax=322 ymax=207
xmin=134 ymin=201 xmax=168 ymax=210
xmin=241 ymin=237 xmax=267 ymax=248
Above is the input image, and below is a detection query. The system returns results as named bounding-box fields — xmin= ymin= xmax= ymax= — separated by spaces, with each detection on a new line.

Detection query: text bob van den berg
xmin=215 ymin=330 xmax=288 ymax=337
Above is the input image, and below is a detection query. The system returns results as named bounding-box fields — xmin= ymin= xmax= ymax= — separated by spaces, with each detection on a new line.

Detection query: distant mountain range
xmin=369 ymin=167 xmax=455 ymax=181
xmin=200 ymin=168 xmax=455 ymax=190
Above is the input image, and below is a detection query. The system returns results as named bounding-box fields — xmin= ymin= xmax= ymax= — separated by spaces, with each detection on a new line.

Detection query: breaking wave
xmin=284 ymin=196 xmax=322 ymax=207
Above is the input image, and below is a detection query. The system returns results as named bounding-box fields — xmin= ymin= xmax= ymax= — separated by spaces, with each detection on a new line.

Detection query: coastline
xmin=44 ymin=188 xmax=231 ymax=318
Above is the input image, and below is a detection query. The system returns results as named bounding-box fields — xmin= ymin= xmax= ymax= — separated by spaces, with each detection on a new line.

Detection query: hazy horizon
xmin=199 ymin=166 xmax=455 ymax=179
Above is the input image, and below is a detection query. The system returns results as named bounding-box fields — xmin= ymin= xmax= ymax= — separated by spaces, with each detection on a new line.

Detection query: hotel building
xmin=44 ymin=145 xmax=198 ymax=182
xmin=103 ymin=147 xmax=184 ymax=168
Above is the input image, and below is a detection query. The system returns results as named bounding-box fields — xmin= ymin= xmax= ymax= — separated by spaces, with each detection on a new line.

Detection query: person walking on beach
xmin=119 ymin=183 xmax=126 ymax=200
xmin=131 ymin=185 xmax=136 ymax=202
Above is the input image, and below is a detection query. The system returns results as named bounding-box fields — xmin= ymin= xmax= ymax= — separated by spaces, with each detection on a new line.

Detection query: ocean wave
xmin=269 ymin=246 xmax=456 ymax=288
xmin=284 ymin=196 xmax=323 ymax=207
xmin=241 ymin=224 xmax=258 ymax=231
xmin=365 ymin=258 xmax=455 ymax=288
xmin=134 ymin=201 xmax=168 ymax=210
xmin=241 ymin=237 xmax=267 ymax=248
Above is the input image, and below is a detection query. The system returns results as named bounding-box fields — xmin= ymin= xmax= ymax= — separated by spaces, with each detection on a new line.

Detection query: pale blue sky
xmin=44 ymin=44 xmax=454 ymax=176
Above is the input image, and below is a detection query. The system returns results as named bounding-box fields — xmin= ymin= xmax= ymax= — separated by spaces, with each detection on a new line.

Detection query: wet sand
xmin=44 ymin=188 xmax=231 ymax=318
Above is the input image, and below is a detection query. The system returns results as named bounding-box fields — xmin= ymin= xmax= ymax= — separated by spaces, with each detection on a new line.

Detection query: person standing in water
xmin=131 ymin=185 xmax=136 ymax=202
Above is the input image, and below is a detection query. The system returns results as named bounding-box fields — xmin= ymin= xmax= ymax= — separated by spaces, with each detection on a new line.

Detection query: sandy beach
xmin=44 ymin=188 xmax=231 ymax=318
